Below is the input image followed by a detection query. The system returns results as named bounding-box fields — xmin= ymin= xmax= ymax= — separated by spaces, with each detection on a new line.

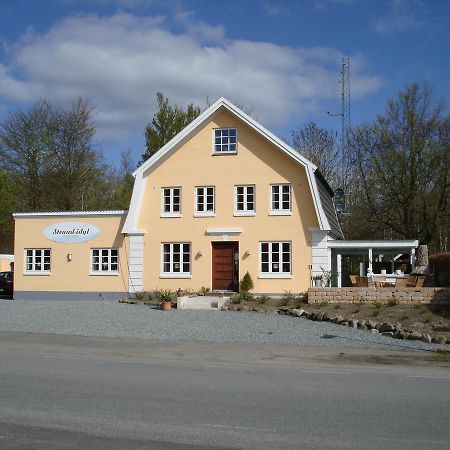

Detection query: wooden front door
xmin=212 ymin=242 xmax=239 ymax=291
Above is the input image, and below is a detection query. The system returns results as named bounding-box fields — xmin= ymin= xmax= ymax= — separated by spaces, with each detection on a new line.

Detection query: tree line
xmin=1 ymin=84 xmax=449 ymax=254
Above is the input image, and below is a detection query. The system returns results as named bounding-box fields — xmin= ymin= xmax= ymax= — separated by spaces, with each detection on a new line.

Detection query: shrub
xmin=159 ymin=289 xmax=176 ymax=302
xmin=430 ymin=252 xmax=450 ymax=286
xmin=240 ymin=272 xmax=254 ymax=293
xmin=134 ymin=291 xmax=146 ymax=300
xmin=198 ymin=286 xmax=210 ymax=296
xmin=230 ymin=294 xmax=241 ymax=304
xmin=257 ymin=295 xmax=270 ymax=305
xmin=240 ymin=292 xmax=254 ymax=302
xmin=387 ymin=298 xmax=399 ymax=307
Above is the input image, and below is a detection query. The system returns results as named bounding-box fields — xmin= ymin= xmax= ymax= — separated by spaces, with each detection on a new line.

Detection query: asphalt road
xmin=0 ymin=331 xmax=449 ymax=449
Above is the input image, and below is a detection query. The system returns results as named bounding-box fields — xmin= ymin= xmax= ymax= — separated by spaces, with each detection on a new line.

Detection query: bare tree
xmin=46 ymin=98 xmax=101 ymax=210
xmin=349 ymin=83 xmax=450 ymax=248
xmin=291 ymin=122 xmax=340 ymax=188
xmin=0 ymin=100 xmax=51 ymax=210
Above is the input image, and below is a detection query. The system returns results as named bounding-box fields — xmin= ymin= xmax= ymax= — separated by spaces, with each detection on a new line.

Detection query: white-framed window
xmin=161 ymin=187 xmax=181 ymax=217
xmin=161 ymin=243 xmax=191 ymax=278
xmin=213 ymin=128 xmax=237 ymax=153
xmin=91 ymin=248 xmax=119 ymax=274
xmin=259 ymin=241 xmax=292 ymax=278
xmin=195 ymin=186 xmax=215 ymax=216
xmin=25 ymin=249 xmax=51 ymax=274
xmin=270 ymin=184 xmax=291 ymax=214
xmin=235 ymin=185 xmax=255 ymax=216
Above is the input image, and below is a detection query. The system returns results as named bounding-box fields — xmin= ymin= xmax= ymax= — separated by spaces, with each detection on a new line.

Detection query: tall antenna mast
xmin=327 ymin=56 xmax=351 ymax=190
xmin=341 ymin=57 xmax=351 ymax=147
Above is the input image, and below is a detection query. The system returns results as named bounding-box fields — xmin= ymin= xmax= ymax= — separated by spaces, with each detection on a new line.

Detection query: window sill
xmin=212 ymin=151 xmax=237 ymax=156
xmin=234 ymin=212 xmax=256 ymax=217
xmin=160 ymin=273 xmax=192 ymax=279
xmin=269 ymin=211 xmax=292 ymax=216
xmin=24 ymin=272 xmax=51 ymax=276
xmin=194 ymin=213 xmax=215 ymax=218
xmin=160 ymin=213 xmax=182 ymax=218
xmin=259 ymin=273 xmax=292 ymax=279
xmin=90 ymin=272 xmax=119 ymax=276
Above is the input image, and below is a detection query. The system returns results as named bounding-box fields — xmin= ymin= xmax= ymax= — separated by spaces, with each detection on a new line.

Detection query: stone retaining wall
xmin=308 ymin=287 xmax=450 ymax=305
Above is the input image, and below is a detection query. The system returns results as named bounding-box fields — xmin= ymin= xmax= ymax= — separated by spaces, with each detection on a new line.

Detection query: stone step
xmin=178 ymin=295 xmax=229 ymax=310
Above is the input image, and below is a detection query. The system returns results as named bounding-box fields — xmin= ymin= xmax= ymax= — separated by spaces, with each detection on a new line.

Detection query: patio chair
xmin=355 ymin=276 xmax=369 ymax=287
xmin=373 ymin=275 xmax=388 ymax=287
xmin=406 ymin=274 xmax=418 ymax=287
xmin=415 ymin=275 xmax=426 ymax=288
xmin=395 ymin=277 xmax=407 ymax=287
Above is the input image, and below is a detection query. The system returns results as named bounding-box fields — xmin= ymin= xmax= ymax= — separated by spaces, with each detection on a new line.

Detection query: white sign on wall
xmin=44 ymin=222 xmax=100 ymax=243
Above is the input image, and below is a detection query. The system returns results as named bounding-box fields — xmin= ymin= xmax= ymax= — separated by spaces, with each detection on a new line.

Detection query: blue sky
xmin=0 ymin=0 xmax=449 ymax=167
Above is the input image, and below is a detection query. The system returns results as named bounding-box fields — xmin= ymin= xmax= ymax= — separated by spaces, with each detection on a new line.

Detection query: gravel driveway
xmin=0 ymin=299 xmax=442 ymax=351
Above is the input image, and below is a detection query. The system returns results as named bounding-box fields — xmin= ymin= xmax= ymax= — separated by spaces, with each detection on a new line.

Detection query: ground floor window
xmin=260 ymin=241 xmax=291 ymax=277
xmin=162 ymin=243 xmax=191 ymax=277
xmin=91 ymin=248 xmax=118 ymax=274
xmin=25 ymin=249 xmax=51 ymax=273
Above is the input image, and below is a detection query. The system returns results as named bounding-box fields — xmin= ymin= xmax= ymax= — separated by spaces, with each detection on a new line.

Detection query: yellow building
xmin=13 ymin=98 xmax=343 ymax=300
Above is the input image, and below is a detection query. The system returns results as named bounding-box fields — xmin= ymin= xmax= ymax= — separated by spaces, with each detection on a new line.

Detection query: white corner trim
xmin=126 ymin=230 xmax=146 ymax=236
xmin=206 ymin=228 xmax=243 ymax=235
xmin=122 ymin=173 xmax=147 ymax=234
xmin=306 ymin=165 xmax=331 ymax=232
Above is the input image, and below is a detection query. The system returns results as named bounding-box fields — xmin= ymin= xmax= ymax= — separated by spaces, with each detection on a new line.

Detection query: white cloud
xmin=374 ymin=0 xmax=425 ymax=34
xmin=0 ymin=12 xmax=381 ymax=144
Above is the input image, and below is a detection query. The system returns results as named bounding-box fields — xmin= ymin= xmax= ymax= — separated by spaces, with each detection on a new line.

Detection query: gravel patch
xmin=0 ymin=299 xmax=443 ymax=351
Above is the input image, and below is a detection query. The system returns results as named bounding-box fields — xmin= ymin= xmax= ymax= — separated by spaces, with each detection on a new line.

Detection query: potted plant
xmin=312 ymin=275 xmax=322 ymax=287
xmin=320 ymin=266 xmax=339 ymax=287
xmin=159 ymin=289 xmax=176 ymax=311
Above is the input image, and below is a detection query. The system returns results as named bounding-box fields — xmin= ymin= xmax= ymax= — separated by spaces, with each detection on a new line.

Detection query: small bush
xmin=198 ymin=286 xmax=210 ymax=296
xmin=257 ymin=295 xmax=270 ymax=305
xmin=372 ymin=302 xmax=382 ymax=317
xmin=183 ymin=288 xmax=197 ymax=296
xmin=230 ymin=294 xmax=241 ymax=304
xmin=159 ymin=289 xmax=176 ymax=302
xmin=240 ymin=272 xmax=254 ymax=293
xmin=134 ymin=291 xmax=146 ymax=300
xmin=316 ymin=300 xmax=329 ymax=308
xmin=278 ymin=297 xmax=290 ymax=307
xmin=240 ymin=292 xmax=254 ymax=302
xmin=387 ymin=298 xmax=399 ymax=307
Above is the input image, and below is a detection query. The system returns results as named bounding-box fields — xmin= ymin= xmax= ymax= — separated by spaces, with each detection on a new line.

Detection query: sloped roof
xmin=314 ymin=171 xmax=344 ymax=240
xmin=122 ymin=97 xmax=336 ymax=236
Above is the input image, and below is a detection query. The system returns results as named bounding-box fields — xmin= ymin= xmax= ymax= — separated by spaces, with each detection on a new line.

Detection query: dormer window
xmin=213 ymin=128 xmax=237 ymax=153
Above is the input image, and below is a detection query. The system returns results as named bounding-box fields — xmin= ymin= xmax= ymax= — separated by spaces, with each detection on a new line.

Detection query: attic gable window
xmin=213 ymin=128 xmax=237 ymax=153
